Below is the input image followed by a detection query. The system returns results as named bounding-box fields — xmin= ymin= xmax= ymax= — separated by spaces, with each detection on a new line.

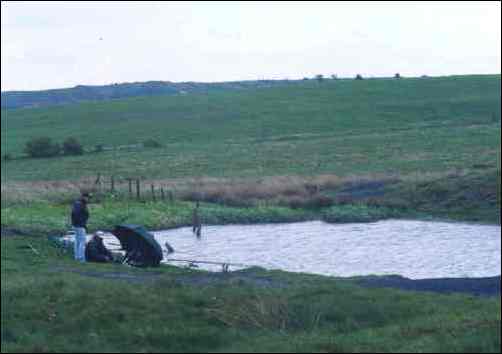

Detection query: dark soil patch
xmin=175 ymin=268 xmax=289 ymax=289
xmin=1 ymin=227 xmax=32 ymax=238
xmin=49 ymin=266 xmax=289 ymax=288
xmin=49 ymin=266 xmax=164 ymax=284
xmin=49 ymin=264 xmax=500 ymax=297
xmin=336 ymin=179 xmax=397 ymax=200
xmin=352 ymin=275 xmax=501 ymax=297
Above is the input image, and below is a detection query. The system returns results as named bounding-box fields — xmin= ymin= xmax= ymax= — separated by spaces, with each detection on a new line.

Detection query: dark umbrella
xmin=112 ymin=224 xmax=163 ymax=267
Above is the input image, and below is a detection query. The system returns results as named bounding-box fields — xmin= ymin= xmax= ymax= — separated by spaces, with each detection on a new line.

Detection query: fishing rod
xmin=165 ymin=257 xmax=254 ymax=272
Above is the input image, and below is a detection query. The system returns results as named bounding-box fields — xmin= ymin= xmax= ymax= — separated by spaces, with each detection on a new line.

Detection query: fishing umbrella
xmin=112 ymin=224 xmax=163 ymax=267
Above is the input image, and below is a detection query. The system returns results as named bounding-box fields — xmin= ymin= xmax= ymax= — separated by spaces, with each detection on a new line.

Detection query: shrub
xmin=144 ymin=139 xmax=163 ymax=148
xmin=394 ymin=73 xmax=401 ymax=79
xmin=24 ymin=137 xmax=61 ymax=158
xmin=355 ymin=74 xmax=364 ymax=80
xmin=63 ymin=137 xmax=84 ymax=156
xmin=3 ymin=153 xmax=13 ymax=161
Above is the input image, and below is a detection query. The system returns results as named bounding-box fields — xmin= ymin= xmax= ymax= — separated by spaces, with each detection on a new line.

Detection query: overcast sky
xmin=1 ymin=1 xmax=500 ymax=91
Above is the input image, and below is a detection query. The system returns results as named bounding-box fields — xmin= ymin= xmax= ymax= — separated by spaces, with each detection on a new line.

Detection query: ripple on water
xmin=94 ymin=220 xmax=500 ymax=279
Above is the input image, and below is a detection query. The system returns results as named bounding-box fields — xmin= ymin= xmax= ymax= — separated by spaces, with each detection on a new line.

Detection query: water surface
xmin=89 ymin=220 xmax=501 ymax=279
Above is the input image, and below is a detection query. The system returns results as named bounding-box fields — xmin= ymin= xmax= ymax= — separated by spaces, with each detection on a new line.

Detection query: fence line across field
xmin=92 ymin=174 xmax=176 ymax=202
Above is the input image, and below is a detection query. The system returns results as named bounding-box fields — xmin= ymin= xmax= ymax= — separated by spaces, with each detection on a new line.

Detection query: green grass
xmin=2 ymin=75 xmax=501 ymax=352
xmin=1 ymin=198 xmax=409 ymax=236
xmin=2 ymin=75 xmax=500 ymax=182
xmin=2 ymin=235 xmax=500 ymax=353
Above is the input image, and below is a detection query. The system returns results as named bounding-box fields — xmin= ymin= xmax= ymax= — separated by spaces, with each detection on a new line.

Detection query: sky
xmin=1 ymin=1 xmax=501 ymax=91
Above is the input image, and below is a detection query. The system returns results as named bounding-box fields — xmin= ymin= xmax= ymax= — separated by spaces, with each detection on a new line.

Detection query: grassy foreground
xmin=2 ymin=235 xmax=500 ymax=353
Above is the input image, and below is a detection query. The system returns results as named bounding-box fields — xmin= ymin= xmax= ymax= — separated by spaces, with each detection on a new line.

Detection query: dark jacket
xmin=85 ymin=236 xmax=112 ymax=263
xmin=71 ymin=199 xmax=89 ymax=228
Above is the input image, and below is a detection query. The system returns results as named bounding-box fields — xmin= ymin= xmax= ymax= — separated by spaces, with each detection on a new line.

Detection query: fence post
xmin=161 ymin=187 xmax=165 ymax=201
xmin=95 ymin=173 xmax=102 ymax=193
xmin=128 ymin=179 xmax=132 ymax=198
xmin=136 ymin=179 xmax=141 ymax=200
xmin=151 ymin=184 xmax=156 ymax=202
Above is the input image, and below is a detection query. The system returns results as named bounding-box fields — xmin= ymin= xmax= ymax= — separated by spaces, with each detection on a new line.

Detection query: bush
xmin=355 ymin=74 xmax=364 ymax=80
xmin=63 ymin=137 xmax=84 ymax=156
xmin=394 ymin=73 xmax=401 ymax=79
xmin=144 ymin=139 xmax=163 ymax=148
xmin=24 ymin=137 xmax=61 ymax=158
xmin=3 ymin=153 xmax=13 ymax=161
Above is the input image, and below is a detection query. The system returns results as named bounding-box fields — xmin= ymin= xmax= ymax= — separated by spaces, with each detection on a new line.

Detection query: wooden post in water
xmin=128 ymin=179 xmax=133 ymax=199
xmin=136 ymin=179 xmax=141 ymax=200
xmin=95 ymin=173 xmax=102 ymax=194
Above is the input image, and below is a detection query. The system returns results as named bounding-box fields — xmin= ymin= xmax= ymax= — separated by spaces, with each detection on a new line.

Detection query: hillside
xmin=1 ymin=75 xmax=500 ymax=183
xmin=1 ymin=79 xmax=296 ymax=110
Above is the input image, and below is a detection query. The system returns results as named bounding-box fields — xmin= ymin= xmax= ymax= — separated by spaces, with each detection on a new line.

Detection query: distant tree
xmin=394 ymin=73 xmax=401 ymax=79
xmin=63 ymin=137 xmax=84 ymax=156
xmin=315 ymin=74 xmax=324 ymax=82
xmin=24 ymin=137 xmax=61 ymax=158
xmin=144 ymin=139 xmax=163 ymax=148
xmin=331 ymin=74 xmax=338 ymax=80
xmin=355 ymin=74 xmax=364 ymax=80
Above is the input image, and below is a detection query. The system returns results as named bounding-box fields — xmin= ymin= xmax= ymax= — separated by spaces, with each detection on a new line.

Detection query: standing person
xmin=192 ymin=201 xmax=202 ymax=238
xmin=71 ymin=192 xmax=91 ymax=262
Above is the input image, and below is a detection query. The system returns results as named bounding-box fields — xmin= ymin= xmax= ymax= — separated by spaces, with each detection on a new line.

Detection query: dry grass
xmin=206 ymin=294 xmax=292 ymax=331
xmin=1 ymin=173 xmax=389 ymax=206
xmin=1 ymin=170 xmax=471 ymax=208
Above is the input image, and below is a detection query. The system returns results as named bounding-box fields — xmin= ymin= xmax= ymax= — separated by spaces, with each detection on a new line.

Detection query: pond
xmin=151 ymin=220 xmax=501 ymax=279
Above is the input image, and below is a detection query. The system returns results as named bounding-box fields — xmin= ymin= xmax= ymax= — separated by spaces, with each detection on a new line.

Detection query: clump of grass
xmin=207 ymin=293 xmax=292 ymax=331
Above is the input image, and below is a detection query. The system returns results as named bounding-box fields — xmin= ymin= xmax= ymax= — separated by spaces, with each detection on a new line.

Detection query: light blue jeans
xmin=73 ymin=227 xmax=87 ymax=262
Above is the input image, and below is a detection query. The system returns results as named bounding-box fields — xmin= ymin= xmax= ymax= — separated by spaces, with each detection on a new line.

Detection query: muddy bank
xmin=1 ymin=227 xmax=33 ymax=237
xmin=177 ymin=271 xmax=501 ymax=297
xmin=352 ymin=275 xmax=501 ymax=297
xmin=50 ymin=265 xmax=501 ymax=297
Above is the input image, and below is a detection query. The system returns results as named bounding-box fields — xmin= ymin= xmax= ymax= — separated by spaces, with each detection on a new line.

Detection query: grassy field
xmin=1 ymin=75 xmax=501 ymax=352
xmin=2 ymin=75 xmax=500 ymax=226
xmin=2 ymin=75 xmax=500 ymax=182
xmin=2 ymin=236 xmax=500 ymax=353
